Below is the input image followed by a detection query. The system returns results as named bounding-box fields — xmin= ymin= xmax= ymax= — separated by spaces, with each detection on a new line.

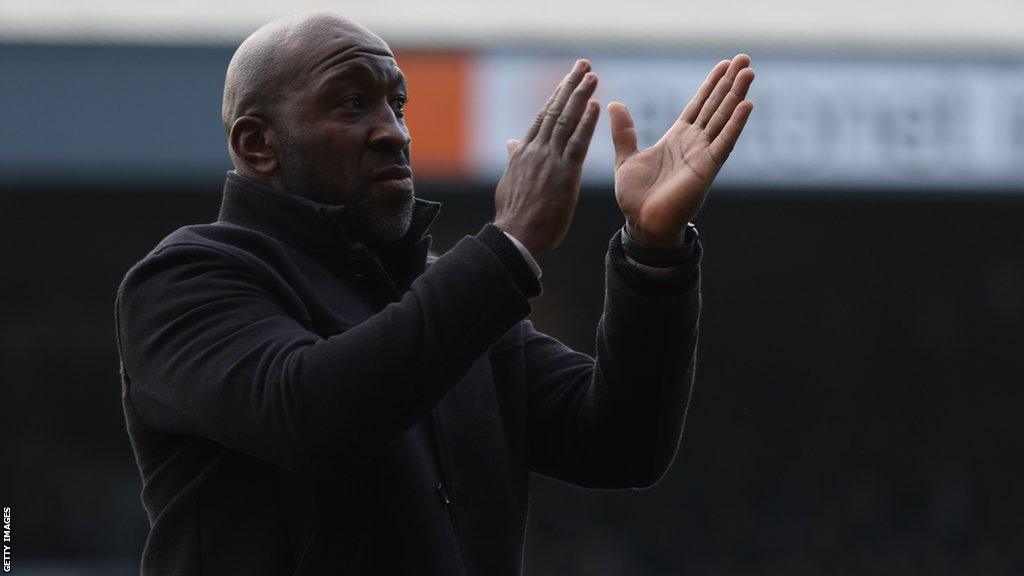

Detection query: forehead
xmin=314 ymin=52 xmax=404 ymax=87
xmin=294 ymin=26 xmax=400 ymax=81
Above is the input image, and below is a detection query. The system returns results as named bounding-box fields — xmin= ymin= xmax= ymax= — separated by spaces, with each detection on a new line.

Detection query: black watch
xmin=621 ymin=223 xmax=698 ymax=268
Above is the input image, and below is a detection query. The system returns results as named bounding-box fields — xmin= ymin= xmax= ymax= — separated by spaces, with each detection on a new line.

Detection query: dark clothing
xmin=115 ymin=173 xmax=702 ymax=575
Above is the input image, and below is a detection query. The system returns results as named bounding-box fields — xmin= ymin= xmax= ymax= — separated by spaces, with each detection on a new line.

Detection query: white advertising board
xmin=471 ymin=54 xmax=1024 ymax=190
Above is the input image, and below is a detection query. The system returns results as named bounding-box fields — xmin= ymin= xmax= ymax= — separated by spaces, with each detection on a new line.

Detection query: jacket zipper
xmin=431 ymin=408 xmax=468 ymax=570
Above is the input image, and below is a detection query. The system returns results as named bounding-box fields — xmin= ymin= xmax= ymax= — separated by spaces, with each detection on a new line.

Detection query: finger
xmin=703 ymin=67 xmax=755 ymax=140
xmin=524 ymin=90 xmax=559 ymax=143
xmin=678 ymin=59 xmax=729 ymax=124
xmin=709 ymin=100 xmax=754 ymax=164
xmin=564 ymin=99 xmax=600 ymax=163
xmin=536 ymin=59 xmax=591 ymax=142
xmin=608 ymin=101 xmax=639 ymax=169
xmin=552 ymin=72 xmax=598 ymax=148
xmin=696 ymin=54 xmax=751 ymax=128
xmin=506 ymin=139 xmax=520 ymax=156
xmin=524 ymin=59 xmax=591 ymax=143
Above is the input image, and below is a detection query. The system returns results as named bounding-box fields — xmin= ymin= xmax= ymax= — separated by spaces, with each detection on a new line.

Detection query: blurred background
xmin=3 ymin=0 xmax=1024 ymax=574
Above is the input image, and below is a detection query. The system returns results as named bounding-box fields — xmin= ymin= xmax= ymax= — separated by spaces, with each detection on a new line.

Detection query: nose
xmin=368 ymin=108 xmax=411 ymax=153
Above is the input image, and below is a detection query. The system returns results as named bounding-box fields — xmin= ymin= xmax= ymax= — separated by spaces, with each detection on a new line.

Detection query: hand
xmin=610 ymin=55 xmax=755 ymax=247
xmin=493 ymin=59 xmax=600 ymax=259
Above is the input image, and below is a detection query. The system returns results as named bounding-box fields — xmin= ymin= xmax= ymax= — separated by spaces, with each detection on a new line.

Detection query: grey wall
xmin=1 ymin=44 xmax=233 ymax=184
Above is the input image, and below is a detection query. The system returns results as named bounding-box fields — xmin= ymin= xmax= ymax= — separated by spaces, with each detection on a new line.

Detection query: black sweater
xmin=115 ymin=172 xmax=702 ymax=575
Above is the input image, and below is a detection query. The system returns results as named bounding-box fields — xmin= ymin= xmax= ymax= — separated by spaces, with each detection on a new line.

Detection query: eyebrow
xmin=323 ymin=64 xmax=372 ymax=86
xmin=320 ymin=63 xmax=407 ymax=92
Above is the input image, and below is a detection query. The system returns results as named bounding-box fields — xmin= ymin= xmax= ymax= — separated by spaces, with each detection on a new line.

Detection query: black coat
xmin=115 ymin=172 xmax=702 ymax=575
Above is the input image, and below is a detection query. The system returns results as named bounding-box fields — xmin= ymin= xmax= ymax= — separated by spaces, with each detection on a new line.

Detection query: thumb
xmin=607 ymin=102 xmax=638 ymax=169
xmin=506 ymin=139 xmax=521 ymax=157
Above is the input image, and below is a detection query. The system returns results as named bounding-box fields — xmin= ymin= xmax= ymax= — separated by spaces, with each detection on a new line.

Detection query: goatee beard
xmin=274 ymin=150 xmax=416 ymax=244
xmin=349 ymin=193 xmax=416 ymax=245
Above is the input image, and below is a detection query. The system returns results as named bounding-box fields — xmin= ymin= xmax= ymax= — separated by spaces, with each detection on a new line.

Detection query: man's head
xmin=223 ymin=13 xmax=414 ymax=244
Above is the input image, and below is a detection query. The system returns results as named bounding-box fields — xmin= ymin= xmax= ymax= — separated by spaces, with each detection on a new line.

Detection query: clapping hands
xmin=493 ymin=55 xmax=755 ymax=256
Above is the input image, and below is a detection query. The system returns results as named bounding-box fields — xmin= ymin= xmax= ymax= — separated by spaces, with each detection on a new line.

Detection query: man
xmin=115 ymin=12 xmax=754 ymax=575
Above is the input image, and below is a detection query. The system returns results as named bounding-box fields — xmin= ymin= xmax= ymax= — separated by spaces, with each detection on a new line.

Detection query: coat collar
xmin=217 ymin=171 xmax=441 ymax=257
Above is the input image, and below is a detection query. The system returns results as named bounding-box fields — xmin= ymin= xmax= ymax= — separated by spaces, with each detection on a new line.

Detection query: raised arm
xmin=525 ymin=232 xmax=702 ymax=489
xmin=526 ymin=55 xmax=755 ymax=488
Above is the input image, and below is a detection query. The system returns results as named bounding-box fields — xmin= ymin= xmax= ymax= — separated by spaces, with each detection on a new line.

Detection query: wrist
xmin=493 ymin=219 xmax=543 ymax=259
xmin=475 ymin=224 xmax=543 ymax=298
xmin=625 ymin=221 xmax=687 ymax=248
xmin=501 ymin=230 xmax=542 ymax=279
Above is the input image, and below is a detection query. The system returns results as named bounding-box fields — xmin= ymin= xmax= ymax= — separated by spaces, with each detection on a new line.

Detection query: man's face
xmin=274 ymin=35 xmax=414 ymax=243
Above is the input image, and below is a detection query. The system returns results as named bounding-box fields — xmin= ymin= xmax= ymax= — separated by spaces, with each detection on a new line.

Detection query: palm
xmin=615 ymin=124 xmax=721 ymax=239
xmin=610 ymin=55 xmax=755 ymax=246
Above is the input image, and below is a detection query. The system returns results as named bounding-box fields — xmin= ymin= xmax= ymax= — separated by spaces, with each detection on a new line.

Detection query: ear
xmin=229 ymin=115 xmax=279 ymax=175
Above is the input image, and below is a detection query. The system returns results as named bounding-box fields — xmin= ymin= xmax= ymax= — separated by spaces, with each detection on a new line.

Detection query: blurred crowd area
xmin=3 ymin=1 xmax=1024 ymax=574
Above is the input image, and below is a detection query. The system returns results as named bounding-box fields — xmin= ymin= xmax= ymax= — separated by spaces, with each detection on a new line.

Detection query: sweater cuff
xmin=475 ymin=224 xmax=543 ymax=299
xmin=610 ymin=228 xmax=700 ymax=299
xmin=502 ymin=230 xmax=542 ymax=279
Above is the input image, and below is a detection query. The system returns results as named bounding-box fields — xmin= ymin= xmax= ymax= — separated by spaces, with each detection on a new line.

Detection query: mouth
xmin=372 ymin=165 xmax=413 ymax=182
xmin=370 ymin=165 xmax=414 ymax=195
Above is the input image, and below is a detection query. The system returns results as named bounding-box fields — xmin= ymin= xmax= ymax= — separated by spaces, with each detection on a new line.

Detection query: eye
xmin=336 ymin=95 xmax=365 ymax=110
xmin=392 ymin=95 xmax=408 ymax=118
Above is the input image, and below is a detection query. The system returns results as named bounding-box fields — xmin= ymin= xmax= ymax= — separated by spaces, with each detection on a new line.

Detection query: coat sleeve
xmin=524 ymin=230 xmax=701 ymax=489
xmin=115 ymin=226 xmax=536 ymax=479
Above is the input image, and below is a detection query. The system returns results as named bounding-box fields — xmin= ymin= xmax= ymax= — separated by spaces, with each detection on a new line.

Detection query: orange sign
xmin=394 ymin=51 xmax=471 ymax=181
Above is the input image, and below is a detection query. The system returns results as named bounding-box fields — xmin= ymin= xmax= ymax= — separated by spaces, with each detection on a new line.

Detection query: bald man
xmin=115 ymin=13 xmax=754 ymax=576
